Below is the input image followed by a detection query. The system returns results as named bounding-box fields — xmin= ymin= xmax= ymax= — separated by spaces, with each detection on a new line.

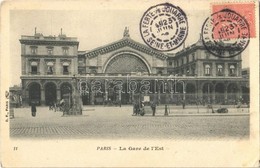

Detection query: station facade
xmin=20 ymin=29 xmax=249 ymax=106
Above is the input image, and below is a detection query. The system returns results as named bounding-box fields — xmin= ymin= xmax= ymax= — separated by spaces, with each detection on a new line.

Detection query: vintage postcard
xmin=1 ymin=0 xmax=259 ymax=167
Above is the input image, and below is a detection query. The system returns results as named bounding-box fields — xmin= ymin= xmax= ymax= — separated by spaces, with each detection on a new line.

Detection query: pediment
xmin=85 ymin=38 xmax=168 ymax=60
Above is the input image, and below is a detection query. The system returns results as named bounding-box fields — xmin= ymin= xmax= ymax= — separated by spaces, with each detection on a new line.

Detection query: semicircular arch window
xmin=105 ymin=54 xmax=149 ymax=74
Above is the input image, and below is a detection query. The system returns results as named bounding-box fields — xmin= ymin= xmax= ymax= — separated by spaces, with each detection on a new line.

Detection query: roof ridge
xmin=85 ymin=38 xmax=168 ymax=60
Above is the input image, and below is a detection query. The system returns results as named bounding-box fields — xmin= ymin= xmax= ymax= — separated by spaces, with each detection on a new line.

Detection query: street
xmin=10 ymin=105 xmax=249 ymax=139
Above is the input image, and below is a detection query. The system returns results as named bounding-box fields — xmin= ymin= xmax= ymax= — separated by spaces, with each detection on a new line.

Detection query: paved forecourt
xmin=10 ymin=105 xmax=249 ymax=139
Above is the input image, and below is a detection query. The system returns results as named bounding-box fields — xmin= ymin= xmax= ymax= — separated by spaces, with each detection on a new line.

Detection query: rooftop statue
xmin=123 ymin=27 xmax=130 ymax=38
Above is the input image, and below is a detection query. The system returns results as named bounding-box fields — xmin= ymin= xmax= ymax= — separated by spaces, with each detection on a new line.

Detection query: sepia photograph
xmin=1 ymin=0 xmax=259 ymax=167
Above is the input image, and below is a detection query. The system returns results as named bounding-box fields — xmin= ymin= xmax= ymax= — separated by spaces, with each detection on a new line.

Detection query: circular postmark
xmin=202 ymin=9 xmax=250 ymax=58
xmin=140 ymin=3 xmax=188 ymax=51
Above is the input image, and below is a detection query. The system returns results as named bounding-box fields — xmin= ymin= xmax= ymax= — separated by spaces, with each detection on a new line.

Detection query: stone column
xmin=212 ymin=84 xmax=216 ymax=104
xmin=57 ymin=89 xmax=61 ymax=101
xmin=91 ymin=92 xmax=95 ymax=105
xmin=41 ymin=89 xmax=45 ymax=105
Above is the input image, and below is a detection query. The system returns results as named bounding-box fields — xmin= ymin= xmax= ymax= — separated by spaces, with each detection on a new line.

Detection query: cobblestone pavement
xmin=10 ymin=105 xmax=249 ymax=139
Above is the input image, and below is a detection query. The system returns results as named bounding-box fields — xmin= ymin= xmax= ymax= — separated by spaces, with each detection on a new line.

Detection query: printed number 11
xmin=13 ymin=147 xmax=18 ymax=151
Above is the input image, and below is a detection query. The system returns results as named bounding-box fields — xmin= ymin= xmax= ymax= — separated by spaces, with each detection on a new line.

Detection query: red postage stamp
xmin=201 ymin=2 xmax=255 ymax=57
xmin=212 ymin=2 xmax=256 ymax=38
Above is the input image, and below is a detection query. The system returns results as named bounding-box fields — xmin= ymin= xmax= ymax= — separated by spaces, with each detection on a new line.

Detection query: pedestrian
xmin=139 ymin=101 xmax=145 ymax=116
xmin=151 ymin=102 xmax=156 ymax=116
xmin=50 ymin=101 xmax=57 ymax=112
xmin=31 ymin=102 xmax=37 ymax=117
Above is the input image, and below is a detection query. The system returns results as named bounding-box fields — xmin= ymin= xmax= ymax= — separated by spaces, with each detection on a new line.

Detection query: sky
xmin=9 ymin=1 xmax=249 ymax=85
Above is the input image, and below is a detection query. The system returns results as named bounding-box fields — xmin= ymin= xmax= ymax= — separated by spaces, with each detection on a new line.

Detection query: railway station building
xmin=20 ymin=28 xmax=249 ymax=106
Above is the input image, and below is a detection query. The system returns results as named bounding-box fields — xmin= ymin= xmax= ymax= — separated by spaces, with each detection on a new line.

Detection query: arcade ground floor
xmin=21 ymin=76 xmax=249 ymax=106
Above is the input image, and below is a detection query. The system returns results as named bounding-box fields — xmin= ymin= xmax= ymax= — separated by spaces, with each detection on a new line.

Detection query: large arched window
xmin=105 ymin=53 xmax=149 ymax=74
xmin=204 ymin=64 xmax=211 ymax=75
xmin=47 ymin=62 xmax=54 ymax=74
xmin=229 ymin=65 xmax=236 ymax=76
xmin=63 ymin=62 xmax=69 ymax=75
xmin=31 ymin=61 xmax=38 ymax=74
xmin=217 ymin=65 xmax=223 ymax=75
